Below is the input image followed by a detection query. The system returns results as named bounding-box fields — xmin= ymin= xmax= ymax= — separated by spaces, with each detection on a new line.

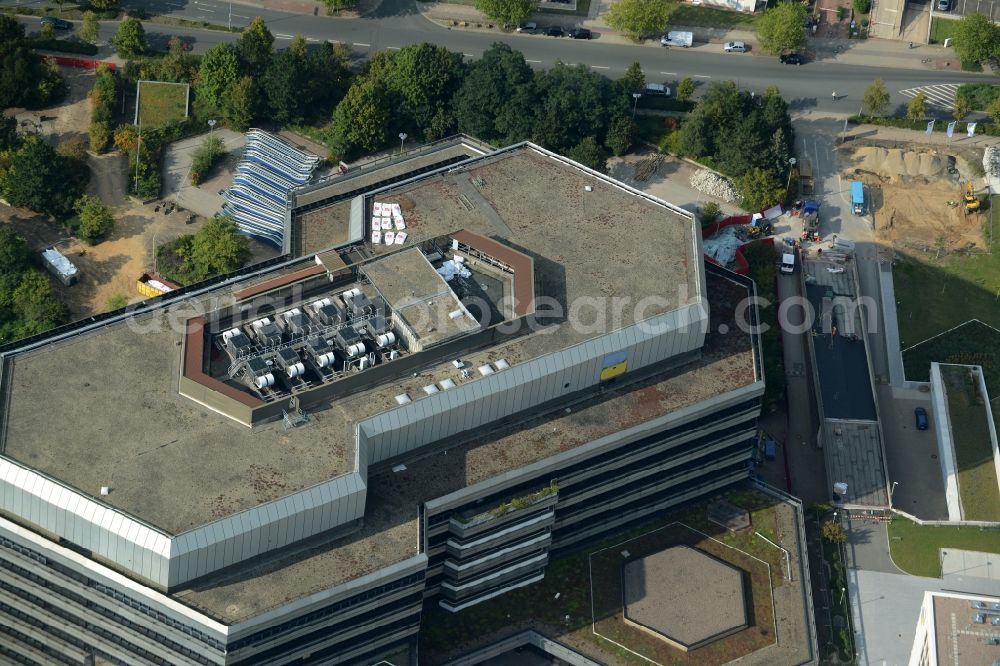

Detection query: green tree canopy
xmin=3 ymin=270 xmax=69 ymax=340
xmin=605 ymin=114 xmax=635 ymax=156
xmin=454 ymin=42 xmax=535 ymax=145
xmin=677 ymin=76 xmax=695 ymax=101
xmin=952 ymin=13 xmax=1000 ymax=65
xmin=237 ymin=16 xmax=274 ymax=77
xmin=735 ymin=167 xmax=784 ymax=212
xmin=0 ymin=226 xmax=31 ymax=275
xmin=0 ymin=116 xmax=17 ymax=151
xmin=222 ymin=75 xmax=255 ymax=131
xmin=73 ymin=194 xmax=115 ymax=244
xmin=196 ymin=43 xmax=240 ymax=111
xmin=112 ymin=17 xmax=146 ymax=59
xmin=605 ymin=0 xmax=670 ymax=41
xmin=532 ymin=62 xmax=620 ymax=154
xmin=381 ymin=43 xmax=465 ymax=140
xmin=1 ymin=134 xmax=86 ymax=219
xmin=80 ymin=11 xmax=99 ymax=44
xmin=474 ymin=0 xmax=539 ymax=27
xmin=328 ymin=76 xmax=391 ymax=159
xmin=183 ymin=215 xmax=251 ymax=281
xmin=89 ymin=0 xmax=120 ymax=10
xmin=263 ymin=40 xmax=310 ymax=124
xmin=621 ymin=62 xmax=645 ymax=95
xmin=988 ymin=95 xmax=1000 ymax=124
xmin=953 ymin=95 xmax=971 ymax=121
xmin=906 ymin=91 xmax=927 ymax=120
xmin=0 ymin=16 xmax=65 ymax=108
xmin=862 ymin=78 xmax=890 ymax=116
xmin=756 ymin=2 xmax=807 ymax=55
xmin=567 ymin=136 xmax=607 ymax=172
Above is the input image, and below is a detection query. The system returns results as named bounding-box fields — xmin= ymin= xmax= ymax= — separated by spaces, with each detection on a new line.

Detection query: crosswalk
xmin=898 ymin=84 xmax=960 ymax=110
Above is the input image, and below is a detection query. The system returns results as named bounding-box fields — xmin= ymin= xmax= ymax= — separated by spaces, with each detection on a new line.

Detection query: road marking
xmin=693 ymin=74 xmax=711 ymax=79
xmin=463 ymin=53 xmax=474 ymax=57
xmin=660 ymin=71 xmax=677 ymax=76
xmin=196 ymin=6 xmax=216 ymax=12
xmin=306 ymin=37 xmax=321 ymax=42
xmin=231 ymin=13 xmax=250 ymax=18
xmin=591 ymin=65 xmax=609 ymax=69
xmin=165 ymin=2 xmax=183 ymax=6
xmin=386 ymin=46 xmax=401 ymax=50
xmin=899 ymin=83 xmax=961 ymax=111
xmin=353 ymin=42 xmax=371 ymax=47
xmin=526 ymin=59 xmax=541 ymax=63
xmin=275 ymin=33 xmax=294 ymax=39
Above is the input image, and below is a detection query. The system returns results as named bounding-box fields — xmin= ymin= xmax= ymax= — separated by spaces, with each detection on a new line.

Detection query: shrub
xmin=89 ymin=121 xmax=112 ymax=153
xmin=189 ymin=135 xmax=226 ymax=185
xmin=56 ymin=138 xmax=88 ymax=162
xmin=700 ymin=201 xmax=722 ymax=227
xmin=852 ymin=0 xmax=871 ymax=13
xmin=105 ymin=293 xmax=129 ymax=311
xmin=26 ymin=38 xmax=99 ymax=55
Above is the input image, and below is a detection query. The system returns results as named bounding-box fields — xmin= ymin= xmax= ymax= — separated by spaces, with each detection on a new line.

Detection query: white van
xmin=644 ymin=83 xmax=671 ymax=96
xmin=780 ymin=253 xmax=796 ymax=274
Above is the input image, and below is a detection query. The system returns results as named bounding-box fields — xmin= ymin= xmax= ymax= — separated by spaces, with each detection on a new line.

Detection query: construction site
xmin=841 ymin=145 xmax=988 ymax=252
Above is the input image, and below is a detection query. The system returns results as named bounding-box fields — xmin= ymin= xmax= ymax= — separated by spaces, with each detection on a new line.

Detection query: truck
xmin=660 ymin=31 xmax=693 ymax=47
xmin=798 ymin=159 xmax=814 ymax=195
xmin=40 ymin=247 xmax=78 ymax=286
xmin=851 ymin=181 xmax=865 ymax=215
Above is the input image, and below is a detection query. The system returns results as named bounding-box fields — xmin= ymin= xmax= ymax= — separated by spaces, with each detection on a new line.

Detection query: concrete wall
xmin=929 ymin=363 xmax=963 ymax=520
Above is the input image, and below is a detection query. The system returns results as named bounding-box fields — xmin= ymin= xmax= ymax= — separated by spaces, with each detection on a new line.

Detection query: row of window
xmin=0 ymin=621 xmax=80 ymax=666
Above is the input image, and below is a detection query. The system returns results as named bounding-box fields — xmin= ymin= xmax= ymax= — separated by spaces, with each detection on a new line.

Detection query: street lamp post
xmin=228 ymin=1 xmax=232 ymax=30
xmin=632 ymin=92 xmax=642 ymax=119
xmin=208 ymin=118 xmax=216 ymax=141
xmin=786 ymin=156 xmax=797 ymax=192
xmin=398 ymin=132 xmax=407 ymax=155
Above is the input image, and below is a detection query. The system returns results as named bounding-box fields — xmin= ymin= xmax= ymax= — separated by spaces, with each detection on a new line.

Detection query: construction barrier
xmin=36 ymin=54 xmax=116 ymax=71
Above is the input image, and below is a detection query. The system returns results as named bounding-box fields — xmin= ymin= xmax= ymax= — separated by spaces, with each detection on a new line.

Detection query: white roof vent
xmin=448 ymin=309 xmax=464 ymax=320
xmin=392 ymin=464 xmax=407 ymax=473
xmin=494 ymin=359 xmax=511 ymax=370
xmin=478 ymin=364 xmax=495 ymax=376
xmin=439 ymin=378 xmax=456 ymax=390
xmin=423 ymin=384 xmax=440 ymax=395
xmin=395 ymin=393 xmax=412 ymax=405
xmin=100 ymin=486 xmax=110 ymax=496
xmin=452 ymin=359 xmax=465 ymax=369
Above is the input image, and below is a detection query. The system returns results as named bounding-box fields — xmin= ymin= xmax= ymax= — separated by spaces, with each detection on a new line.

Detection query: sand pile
xmin=852 ymin=147 xmax=948 ymax=182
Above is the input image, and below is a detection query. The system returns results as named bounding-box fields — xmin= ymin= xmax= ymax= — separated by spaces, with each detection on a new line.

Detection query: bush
xmin=189 ymin=135 xmax=226 ymax=185
xmin=89 ymin=120 xmax=111 ymax=153
xmin=853 ymin=0 xmax=871 ymax=13
xmin=849 ymin=114 xmax=1000 ymax=136
xmin=105 ymin=293 xmax=129 ymax=311
xmin=700 ymin=201 xmax=722 ymax=228
xmin=25 ymin=38 xmax=99 ymax=55
xmin=956 ymin=83 xmax=1000 ymax=111
xmin=57 ymin=138 xmax=88 ymax=162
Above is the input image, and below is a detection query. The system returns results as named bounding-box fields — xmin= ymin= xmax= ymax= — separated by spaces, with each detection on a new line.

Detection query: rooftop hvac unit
xmin=310 ymin=297 xmax=332 ymax=311
xmin=448 ymin=310 xmax=464 ymax=320
xmin=100 ymin=486 xmax=110 ymax=496
xmin=367 ymin=315 xmax=390 ymax=336
xmin=358 ymin=356 xmax=371 ymax=369
xmin=284 ymin=311 xmax=312 ymax=336
xmin=315 ymin=352 xmax=336 ymax=368
xmin=251 ymin=317 xmax=272 ymax=330
xmin=282 ymin=308 xmax=302 ymax=320
xmin=221 ymin=328 xmax=242 ymax=343
xmin=315 ymin=302 xmax=344 ymax=326
xmin=375 ymin=332 xmax=396 ymax=348
xmin=255 ymin=373 xmax=275 ymax=389
xmin=395 ymin=393 xmax=412 ymax=405
xmin=334 ymin=325 xmax=361 ymax=350
xmin=340 ymin=287 xmax=362 ymax=306
xmin=345 ymin=342 xmax=366 ymax=358
xmin=347 ymin=292 xmax=374 ymax=317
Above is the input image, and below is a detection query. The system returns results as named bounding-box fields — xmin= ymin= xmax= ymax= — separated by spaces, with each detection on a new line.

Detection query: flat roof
xmin=173 ymin=270 xmax=758 ymax=623
xmin=932 ymin=594 xmax=1000 ymax=665
xmin=824 ymin=419 xmax=888 ymax=507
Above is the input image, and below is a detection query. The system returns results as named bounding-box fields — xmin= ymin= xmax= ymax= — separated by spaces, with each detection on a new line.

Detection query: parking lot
xmin=938 ymin=0 xmax=1000 ymax=22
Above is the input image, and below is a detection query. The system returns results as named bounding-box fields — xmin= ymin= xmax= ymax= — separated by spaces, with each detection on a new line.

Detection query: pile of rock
xmin=690 ymin=169 xmax=739 ymax=203
xmin=984 ymin=146 xmax=1000 ymax=190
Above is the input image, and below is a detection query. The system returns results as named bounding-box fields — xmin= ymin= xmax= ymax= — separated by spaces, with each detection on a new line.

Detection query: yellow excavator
xmin=964 ymin=181 xmax=981 ymax=214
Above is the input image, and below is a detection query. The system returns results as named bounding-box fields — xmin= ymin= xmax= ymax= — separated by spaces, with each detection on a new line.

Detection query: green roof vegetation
xmin=137 ymin=80 xmax=189 ymax=127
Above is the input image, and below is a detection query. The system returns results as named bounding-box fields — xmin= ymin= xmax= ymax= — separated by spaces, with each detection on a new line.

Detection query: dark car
xmin=40 ymin=16 xmax=73 ymax=30
xmin=569 ymin=28 xmax=592 ymax=39
xmin=914 ymin=407 xmax=929 ymax=430
xmin=779 ymin=52 xmax=804 ymax=65
xmin=937 ymin=0 xmax=951 ymax=10
xmin=544 ymin=26 xmax=565 ymax=37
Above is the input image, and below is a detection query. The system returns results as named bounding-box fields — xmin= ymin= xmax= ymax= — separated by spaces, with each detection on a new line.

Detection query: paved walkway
xmin=843 ymin=123 xmax=1000 ymax=147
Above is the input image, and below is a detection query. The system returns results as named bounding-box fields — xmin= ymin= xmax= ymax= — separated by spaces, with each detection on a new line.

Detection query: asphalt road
xmin=13 ymin=0 xmax=995 ymax=114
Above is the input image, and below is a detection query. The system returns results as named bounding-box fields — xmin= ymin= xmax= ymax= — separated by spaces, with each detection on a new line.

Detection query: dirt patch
xmin=5 ymin=66 xmax=94 ymax=148
xmin=841 ymin=143 xmax=985 ymax=251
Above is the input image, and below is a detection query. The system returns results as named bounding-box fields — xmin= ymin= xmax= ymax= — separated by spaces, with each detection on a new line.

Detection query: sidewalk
xmin=843 ymin=123 xmax=1000 ymax=149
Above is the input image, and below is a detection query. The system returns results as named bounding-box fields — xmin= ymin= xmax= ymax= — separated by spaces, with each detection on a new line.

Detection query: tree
xmin=0 ymin=226 xmax=31 ymax=275
xmin=677 ymin=77 xmax=695 ymax=102
xmin=190 ymin=135 xmax=225 ymax=185
xmin=196 ymin=43 xmax=240 ymax=111
xmin=822 ymin=519 xmax=847 ymax=544
xmin=80 ymin=11 xmax=99 ymax=44
xmin=380 ymin=43 xmax=465 ymax=140
xmin=735 ymin=167 xmax=784 ymax=212
xmin=853 ymin=0 xmax=871 ymax=12
xmin=155 ymin=36 xmax=197 ymax=83
xmin=237 ymin=16 xmax=274 ymax=77
xmin=605 ymin=114 xmax=635 ymax=156
xmin=73 ymin=194 xmax=115 ymax=244
xmin=1 ymin=135 xmax=85 ymax=219
xmin=89 ymin=0 xmax=120 ymax=10
xmin=264 ymin=45 xmax=308 ymax=124
xmin=454 ymin=42 xmax=535 ymax=145
xmin=0 ymin=116 xmax=17 ymax=151
xmin=184 ymin=216 xmax=251 ymax=281
xmin=988 ymin=95 xmax=1000 ymax=124
xmin=567 ymin=136 xmax=607 ymax=172
xmin=328 ymin=77 xmax=391 ymax=159
xmin=700 ymin=201 xmax=721 ymax=228
xmin=6 ymin=270 xmax=68 ymax=339
xmin=756 ymin=2 xmax=807 ymax=55
xmin=953 ymin=95 xmax=971 ymax=121
xmin=532 ymin=62 xmax=617 ymax=154
xmin=862 ymin=78 xmax=890 ymax=116
xmin=112 ymin=17 xmax=146 ymax=58
xmin=222 ymin=75 xmax=255 ymax=131
xmin=39 ymin=22 xmax=55 ymax=40
xmin=906 ymin=91 xmax=927 ymax=120
xmin=0 ymin=16 xmax=65 ymax=108
xmin=474 ymin=0 xmax=539 ymax=27
xmin=605 ymin=0 xmax=670 ymax=41
xmin=621 ymin=62 xmax=645 ymax=94
xmin=952 ymin=13 xmax=1000 ymax=66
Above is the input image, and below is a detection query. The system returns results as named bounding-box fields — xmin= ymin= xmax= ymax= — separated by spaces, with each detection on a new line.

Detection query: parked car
xmin=724 ymin=41 xmax=747 ymax=53
xmin=569 ymin=27 xmax=592 ymax=39
xmin=780 ymin=52 xmax=804 ymax=65
xmin=516 ymin=21 xmax=537 ymax=33
xmin=40 ymin=16 xmax=73 ymax=30
xmin=544 ymin=26 xmax=565 ymax=37
xmin=644 ymin=83 xmax=670 ymax=97
xmin=914 ymin=407 xmax=929 ymax=431
xmin=937 ymin=0 xmax=951 ymax=10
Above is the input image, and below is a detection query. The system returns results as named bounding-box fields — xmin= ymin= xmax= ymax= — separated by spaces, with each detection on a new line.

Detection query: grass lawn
xmin=888 ymin=516 xmax=1000 ymax=577
xmin=137 ymin=81 xmax=189 ymax=127
xmin=940 ymin=365 xmax=1000 ymax=521
xmin=669 ymin=4 xmax=757 ymax=28
xmin=928 ymin=16 xmax=959 ymax=44
xmin=419 ymin=489 xmax=786 ymax=665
